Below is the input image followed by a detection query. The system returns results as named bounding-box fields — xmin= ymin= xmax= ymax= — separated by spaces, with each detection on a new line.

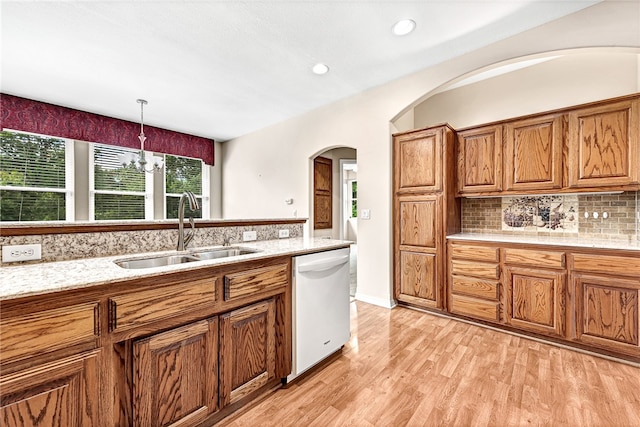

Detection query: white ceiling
xmin=1 ymin=1 xmax=601 ymax=142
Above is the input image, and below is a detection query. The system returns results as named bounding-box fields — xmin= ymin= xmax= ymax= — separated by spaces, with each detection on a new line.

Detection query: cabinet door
xmin=573 ymin=273 xmax=639 ymax=357
xmin=1 ymin=350 xmax=101 ymax=426
xmin=457 ymin=125 xmax=502 ymax=195
xmin=220 ymin=299 xmax=276 ymax=407
xmin=504 ymin=114 xmax=563 ymax=191
xmin=568 ymin=98 xmax=639 ymax=188
xmin=397 ymin=195 xmax=439 ymax=251
xmin=394 ymin=127 xmax=443 ymax=193
xmin=133 ymin=319 xmax=218 ymax=427
xmin=397 ymin=251 xmax=439 ymax=309
xmin=505 ymin=267 xmax=566 ymax=338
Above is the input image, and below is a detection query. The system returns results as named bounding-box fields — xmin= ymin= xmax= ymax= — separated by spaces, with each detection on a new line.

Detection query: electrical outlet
xmin=2 ymin=244 xmax=42 ymax=263
xmin=278 ymin=229 xmax=290 ymax=238
xmin=243 ymin=230 xmax=257 ymax=241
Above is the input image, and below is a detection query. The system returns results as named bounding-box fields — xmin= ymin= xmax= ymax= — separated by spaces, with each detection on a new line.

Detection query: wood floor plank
xmin=219 ymin=301 xmax=640 ymax=427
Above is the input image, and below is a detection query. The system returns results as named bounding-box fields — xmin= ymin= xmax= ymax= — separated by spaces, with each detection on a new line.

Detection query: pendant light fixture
xmin=119 ymin=99 xmax=164 ymax=173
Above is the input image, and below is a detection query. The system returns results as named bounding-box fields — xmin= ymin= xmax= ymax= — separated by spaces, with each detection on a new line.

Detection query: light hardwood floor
xmin=220 ymin=301 xmax=640 ymax=427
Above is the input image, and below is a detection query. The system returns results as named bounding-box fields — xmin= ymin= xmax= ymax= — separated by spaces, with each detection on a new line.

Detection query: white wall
xmin=414 ymin=52 xmax=639 ymax=129
xmin=222 ymin=1 xmax=640 ymax=309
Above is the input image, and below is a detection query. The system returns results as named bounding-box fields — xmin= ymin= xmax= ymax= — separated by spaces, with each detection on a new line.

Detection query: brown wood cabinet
xmin=393 ymin=125 xmax=460 ymax=311
xmin=568 ymin=97 xmax=639 ymax=189
xmin=448 ymin=242 xmax=501 ymax=323
xmin=446 ymin=239 xmax=639 ymax=361
xmin=456 ymin=93 xmax=640 ymax=196
xmin=133 ymin=319 xmax=218 ymax=427
xmin=394 ymin=127 xmax=443 ymax=193
xmin=219 ymin=299 xmax=276 ymax=407
xmin=505 ymin=266 xmax=566 ymax=338
xmin=570 ymin=253 xmax=640 ymax=357
xmin=1 ymin=255 xmax=295 ymax=426
xmin=457 ymin=125 xmax=503 ymax=194
xmin=503 ymin=248 xmax=566 ymax=338
xmin=1 ymin=350 xmax=101 ymax=426
xmin=504 ymin=114 xmax=563 ymax=192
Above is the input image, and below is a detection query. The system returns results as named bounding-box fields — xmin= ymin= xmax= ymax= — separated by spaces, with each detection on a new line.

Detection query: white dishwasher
xmin=287 ymin=247 xmax=351 ymax=382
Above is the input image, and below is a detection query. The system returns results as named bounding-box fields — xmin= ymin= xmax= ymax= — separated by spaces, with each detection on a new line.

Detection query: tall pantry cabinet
xmin=393 ymin=125 xmax=461 ymax=310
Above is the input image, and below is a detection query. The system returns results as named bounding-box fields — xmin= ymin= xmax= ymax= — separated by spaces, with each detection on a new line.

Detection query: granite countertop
xmin=0 ymin=238 xmax=352 ymax=301
xmin=447 ymin=232 xmax=640 ymax=251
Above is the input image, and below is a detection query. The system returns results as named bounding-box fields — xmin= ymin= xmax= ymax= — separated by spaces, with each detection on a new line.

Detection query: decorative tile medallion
xmin=502 ymin=195 xmax=578 ymax=232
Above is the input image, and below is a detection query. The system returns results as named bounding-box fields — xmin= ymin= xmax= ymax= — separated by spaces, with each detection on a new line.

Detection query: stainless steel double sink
xmin=115 ymin=247 xmax=259 ymax=269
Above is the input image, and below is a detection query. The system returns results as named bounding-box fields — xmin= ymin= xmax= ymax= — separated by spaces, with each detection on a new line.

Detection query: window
xmin=165 ymin=154 xmax=209 ymax=219
xmin=350 ymin=180 xmax=357 ymax=218
xmin=0 ymin=130 xmax=74 ymax=221
xmin=90 ymin=144 xmax=153 ymax=220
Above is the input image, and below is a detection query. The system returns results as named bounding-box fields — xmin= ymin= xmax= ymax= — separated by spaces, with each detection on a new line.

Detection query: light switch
xmin=361 ymin=209 xmax=371 ymax=220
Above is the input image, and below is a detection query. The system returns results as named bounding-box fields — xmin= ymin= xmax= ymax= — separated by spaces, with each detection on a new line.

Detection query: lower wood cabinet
xmin=1 ymin=350 xmax=101 ymax=426
xmin=133 ymin=318 xmax=218 ymax=427
xmin=573 ymin=273 xmax=639 ymax=357
xmin=397 ymin=251 xmax=439 ymax=309
xmin=448 ymin=243 xmax=501 ymax=323
xmin=505 ymin=266 xmax=566 ymax=338
xmin=446 ymin=240 xmax=639 ymax=361
xmin=219 ymin=299 xmax=276 ymax=407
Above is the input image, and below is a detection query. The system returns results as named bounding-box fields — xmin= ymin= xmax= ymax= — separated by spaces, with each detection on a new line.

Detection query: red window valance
xmin=0 ymin=94 xmax=214 ymax=165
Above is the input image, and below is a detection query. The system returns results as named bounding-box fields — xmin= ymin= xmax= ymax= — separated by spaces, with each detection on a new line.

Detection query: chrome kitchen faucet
xmin=177 ymin=191 xmax=199 ymax=251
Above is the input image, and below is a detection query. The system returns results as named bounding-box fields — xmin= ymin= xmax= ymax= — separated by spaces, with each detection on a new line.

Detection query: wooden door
xmin=313 ymin=156 xmax=332 ymax=229
xmin=573 ymin=273 xmax=639 ymax=357
xmin=457 ymin=125 xmax=502 ymax=195
xmin=568 ymin=98 xmax=639 ymax=188
xmin=505 ymin=266 xmax=566 ymax=338
xmin=504 ymin=114 xmax=563 ymax=192
xmin=220 ymin=299 xmax=276 ymax=407
xmin=133 ymin=318 xmax=218 ymax=427
xmin=394 ymin=127 xmax=443 ymax=193
xmin=1 ymin=350 xmax=101 ymax=426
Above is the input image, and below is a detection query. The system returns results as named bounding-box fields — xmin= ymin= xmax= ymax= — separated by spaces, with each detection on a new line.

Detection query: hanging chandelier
xmin=119 ymin=99 xmax=164 ymax=173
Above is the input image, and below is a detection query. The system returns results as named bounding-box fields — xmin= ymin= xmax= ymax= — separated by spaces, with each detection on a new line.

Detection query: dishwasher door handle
xmin=297 ymin=254 xmax=350 ymax=273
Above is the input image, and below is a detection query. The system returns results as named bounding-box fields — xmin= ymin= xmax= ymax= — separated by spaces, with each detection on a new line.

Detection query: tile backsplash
xmin=462 ymin=191 xmax=638 ymax=241
xmin=0 ymin=222 xmax=304 ymax=265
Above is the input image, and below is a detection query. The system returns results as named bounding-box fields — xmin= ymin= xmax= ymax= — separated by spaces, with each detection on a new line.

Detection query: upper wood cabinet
xmin=457 ymin=125 xmax=503 ymax=194
xmin=568 ymin=97 xmax=639 ymax=188
xmin=455 ymin=93 xmax=640 ymax=196
xmin=504 ymin=114 xmax=563 ymax=192
xmin=394 ymin=127 xmax=444 ymax=193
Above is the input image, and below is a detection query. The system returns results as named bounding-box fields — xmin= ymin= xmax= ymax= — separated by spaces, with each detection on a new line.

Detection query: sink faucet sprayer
xmin=177 ymin=191 xmax=199 ymax=251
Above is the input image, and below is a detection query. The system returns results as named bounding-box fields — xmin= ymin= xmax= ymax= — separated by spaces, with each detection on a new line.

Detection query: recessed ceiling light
xmin=392 ymin=19 xmax=416 ymax=36
xmin=312 ymin=63 xmax=329 ymax=75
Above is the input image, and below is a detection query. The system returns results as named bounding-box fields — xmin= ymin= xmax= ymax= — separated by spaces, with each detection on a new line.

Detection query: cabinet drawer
xmin=450 ymin=295 xmax=500 ymax=322
xmin=450 ymin=259 xmax=500 ymax=280
xmin=572 ymin=253 xmax=640 ymax=276
xmin=224 ymin=263 xmax=289 ymax=301
xmin=450 ymin=243 xmax=499 ymax=262
xmin=451 ymin=276 xmax=499 ymax=301
xmin=1 ymin=303 xmax=98 ymax=365
xmin=109 ymin=278 xmax=216 ymax=333
xmin=504 ymin=248 xmax=565 ymax=269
